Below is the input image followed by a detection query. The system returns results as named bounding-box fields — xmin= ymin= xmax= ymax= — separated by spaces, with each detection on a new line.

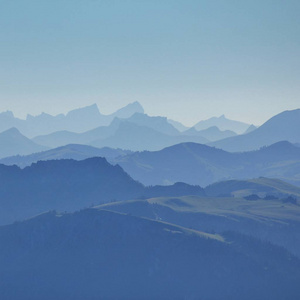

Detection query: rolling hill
xmin=99 ymin=194 xmax=300 ymax=257
xmin=114 ymin=141 xmax=300 ymax=186
xmin=205 ymin=177 xmax=300 ymax=198
xmin=0 ymin=157 xmax=204 ymax=225
xmin=0 ymin=208 xmax=299 ymax=299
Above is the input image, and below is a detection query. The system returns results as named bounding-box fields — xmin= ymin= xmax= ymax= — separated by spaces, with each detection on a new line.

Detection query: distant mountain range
xmin=124 ymin=113 xmax=180 ymax=135
xmin=0 ymin=127 xmax=47 ymax=159
xmin=0 ymin=144 xmax=132 ymax=168
xmin=1 ymin=139 xmax=299 ymax=187
xmin=244 ymin=124 xmax=257 ymax=134
xmin=0 ymin=208 xmax=299 ymax=300
xmin=89 ymin=121 xmax=209 ymax=151
xmin=32 ymin=116 xmax=209 ymax=151
xmin=193 ymin=114 xmax=251 ymax=134
xmin=210 ymin=109 xmax=300 ymax=152
xmin=0 ymin=157 xmax=204 ymax=225
xmin=1 ymin=103 xmax=299 ymax=300
xmin=0 ymin=101 xmax=144 ymax=137
xmin=113 ymin=141 xmax=300 ymax=187
xmin=183 ymin=125 xmax=237 ymax=141
xmin=1 ymin=106 xmax=300 ymax=156
xmin=167 ymin=118 xmax=189 ymax=132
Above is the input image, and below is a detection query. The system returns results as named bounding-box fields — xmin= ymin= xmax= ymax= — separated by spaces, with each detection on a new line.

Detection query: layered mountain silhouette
xmin=0 ymin=102 xmax=144 ymax=137
xmin=2 ymin=138 xmax=299 ymax=187
xmin=0 ymin=127 xmax=47 ymax=159
xmin=210 ymin=109 xmax=300 ymax=152
xmin=122 ymin=113 xmax=180 ymax=135
xmin=0 ymin=157 xmax=204 ymax=225
xmin=194 ymin=114 xmax=251 ymax=134
xmin=1 ymin=106 xmax=299 ymax=155
xmin=167 ymin=118 xmax=189 ymax=132
xmin=113 ymin=141 xmax=300 ymax=186
xmin=183 ymin=126 xmax=237 ymax=141
xmin=32 ymin=118 xmax=122 ymax=148
xmin=90 ymin=121 xmax=209 ymax=151
xmin=33 ymin=118 xmax=209 ymax=151
xmin=0 ymin=104 xmax=299 ymax=299
xmin=243 ymin=124 xmax=257 ymax=134
xmin=109 ymin=101 xmax=145 ymax=118
xmin=0 ymin=144 xmax=131 ymax=168
xmin=0 ymin=208 xmax=299 ymax=300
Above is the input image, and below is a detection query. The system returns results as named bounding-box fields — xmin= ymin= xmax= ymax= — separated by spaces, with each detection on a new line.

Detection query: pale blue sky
xmin=0 ymin=0 xmax=299 ymax=125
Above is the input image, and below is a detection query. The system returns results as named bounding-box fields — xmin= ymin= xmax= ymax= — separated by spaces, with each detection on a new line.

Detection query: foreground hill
xmin=0 ymin=158 xmax=204 ymax=225
xmin=100 ymin=195 xmax=300 ymax=257
xmin=0 ymin=208 xmax=299 ymax=300
xmin=0 ymin=128 xmax=47 ymax=159
xmin=210 ymin=109 xmax=300 ymax=152
xmin=0 ymin=144 xmax=131 ymax=168
xmin=114 ymin=141 xmax=300 ymax=186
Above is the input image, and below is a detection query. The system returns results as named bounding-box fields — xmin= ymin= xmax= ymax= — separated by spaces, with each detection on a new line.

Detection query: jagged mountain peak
xmin=194 ymin=115 xmax=250 ymax=134
xmin=66 ymin=103 xmax=101 ymax=118
xmin=1 ymin=127 xmax=21 ymax=135
xmin=112 ymin=101 xmax=144 ymax=118
xmin=0 ymin=110 xmax=14 ymax=118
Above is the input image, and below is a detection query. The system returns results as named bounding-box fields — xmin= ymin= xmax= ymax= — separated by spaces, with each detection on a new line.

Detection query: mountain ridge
xmin=210 ymin=109 xmax=300 ymax=152
xmin=0 ymin=127 xmax=48 ymax=159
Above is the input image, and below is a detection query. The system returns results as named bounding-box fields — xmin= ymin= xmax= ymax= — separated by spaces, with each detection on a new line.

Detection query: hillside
xmin=0 ymin=158 xmax=204 ymax=225
xmin=114 ymin=141 xmax=300 ymax=186
xmin=0 ymin=209 xmax=299 ymax=300
xmin=205 ymin=177 xmax=300 ymax=198
xmin=100 ymin=195 xmax=300 ymax=257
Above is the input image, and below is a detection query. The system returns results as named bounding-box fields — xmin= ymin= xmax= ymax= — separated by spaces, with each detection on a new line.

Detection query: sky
xmin=0 ymin=0 xmax=299 ymax=126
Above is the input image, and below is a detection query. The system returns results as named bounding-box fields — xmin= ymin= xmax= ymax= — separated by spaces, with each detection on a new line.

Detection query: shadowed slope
xmin=114 ymin=141 xmax=300 ymax=186
xmin=0 ymin=208 xmax=299 ymax=300
xmin=0 ymin=157 xmax=204 ymax=225
xmin=99 ymin=195 xmax=300 ymax=257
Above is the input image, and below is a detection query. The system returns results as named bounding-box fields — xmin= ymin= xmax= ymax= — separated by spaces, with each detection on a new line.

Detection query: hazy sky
xmin=0 ymin=0 xmax=299 ymax=126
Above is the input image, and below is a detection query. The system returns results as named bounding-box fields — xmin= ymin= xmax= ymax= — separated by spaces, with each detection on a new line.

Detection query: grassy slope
xmin=99 ymin=195 xmax=300 ymax=257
